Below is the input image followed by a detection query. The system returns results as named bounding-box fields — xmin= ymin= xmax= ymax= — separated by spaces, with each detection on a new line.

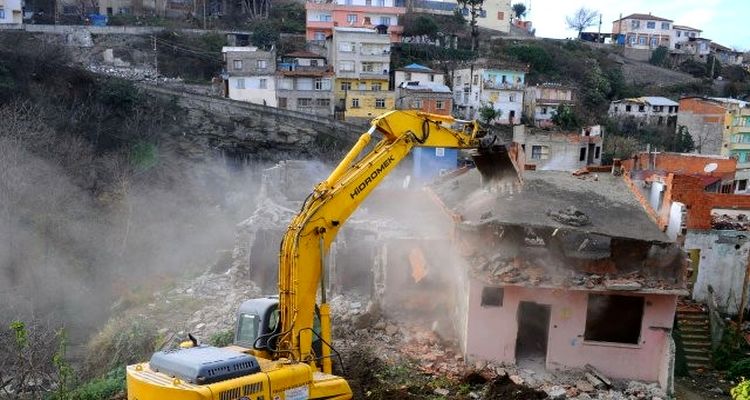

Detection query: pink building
xmin=305 ymin=0 xmax=406 ymax=43
xmin=429 ymin=166 xmax=686 ymax=392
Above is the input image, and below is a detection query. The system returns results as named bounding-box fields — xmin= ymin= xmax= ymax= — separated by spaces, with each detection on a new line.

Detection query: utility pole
xmin=597 ymin=13 xmax=602 ymax=42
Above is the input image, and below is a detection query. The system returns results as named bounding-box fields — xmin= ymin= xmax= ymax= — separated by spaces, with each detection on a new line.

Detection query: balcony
xmin=483 ymin=81 xmax=524 ymax=90
xmin=306 ymin=20 xmax=334 ymax=29
xmin=278 ymin=63 xmax=330 ymax=74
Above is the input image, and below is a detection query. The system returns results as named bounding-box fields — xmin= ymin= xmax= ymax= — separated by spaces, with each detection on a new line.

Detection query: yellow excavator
xmin=126 ymin=110 xmax=508 ymax=400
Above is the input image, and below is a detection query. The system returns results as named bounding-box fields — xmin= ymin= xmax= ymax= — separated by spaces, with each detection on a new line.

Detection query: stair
xmin=676 ymin=307 xmax=712 ymax=371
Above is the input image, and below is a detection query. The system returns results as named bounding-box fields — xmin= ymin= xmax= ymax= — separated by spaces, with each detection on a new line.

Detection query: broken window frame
xmin=480 ymin=286 xmax=503 ymax=307
xmin=583 ymin=294 xmax=644 ymax=346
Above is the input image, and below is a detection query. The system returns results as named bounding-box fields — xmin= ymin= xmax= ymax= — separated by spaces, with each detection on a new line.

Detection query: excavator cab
xmin=235 ymin=298 xmax=323 ymax=359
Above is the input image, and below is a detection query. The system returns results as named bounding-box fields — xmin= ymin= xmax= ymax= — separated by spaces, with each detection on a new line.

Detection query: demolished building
xmin=426 ymin=165 xmax=686 ymax=390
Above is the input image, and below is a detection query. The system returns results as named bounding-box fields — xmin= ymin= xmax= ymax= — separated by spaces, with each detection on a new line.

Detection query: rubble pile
xmin=712 ymin=213 xmax=750 ymax=231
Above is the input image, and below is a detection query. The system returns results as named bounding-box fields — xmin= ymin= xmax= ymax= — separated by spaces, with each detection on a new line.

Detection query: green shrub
xmin=715 ymin=326 xmax=745 ymax=370
xmin=49 ymin=367 xmax=126 ymax=400
xmin=83 ymin=317 xmax=158 ymax=379
xmin=731 ymin=359 xmax=750 ymax=380
xmin=209 ymin=329 xmax=234 ymax=347
xmin=733 ymin=379 xmax=750 ymax=400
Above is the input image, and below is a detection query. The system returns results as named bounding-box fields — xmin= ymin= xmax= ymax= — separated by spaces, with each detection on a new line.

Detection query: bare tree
xmin=565 ymin=7 xmax=598 ymax=39
xmin=235 ymin=0 xmax=270 ymax=20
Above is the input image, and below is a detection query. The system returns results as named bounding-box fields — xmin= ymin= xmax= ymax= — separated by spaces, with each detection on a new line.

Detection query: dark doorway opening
xmin=515 ymin=302 xmax=551 ymax=361
xmin=587 ymin=143 xmax=595 ymax=164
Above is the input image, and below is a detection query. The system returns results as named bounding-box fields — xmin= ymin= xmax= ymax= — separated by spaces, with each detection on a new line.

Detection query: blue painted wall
xmin=412 ymin=147 xmax=458 ymax=183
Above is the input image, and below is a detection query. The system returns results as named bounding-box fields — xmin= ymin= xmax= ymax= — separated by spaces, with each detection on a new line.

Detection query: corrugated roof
xmin=399 ymin=81 xmax=451 ymax=93
xmin=396 ymin=63 xmax=435 ymax=72
xmin=613 ymin=96 xmax=679 ymax=107
xmin=614 ymin=13 xmax=673 ymax=22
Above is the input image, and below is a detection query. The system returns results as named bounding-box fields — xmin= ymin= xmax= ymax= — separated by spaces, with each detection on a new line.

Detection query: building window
xmin=661 ymin=22 xmax=670 ymax=29
xmin=579 ymin=147 xmax=586 ymax=161
xmin=347 ymin=14 xmax=357 ymax=23
xmin=435 ymin=147 xmax=445 ymax=157
xmin=297 ymin=98 xmax=312 ymax=107
xmin=625 ymin=105 xmax=631 ymax=112
xmin=497 ymin=11 xmax=504 ymax=20
xmin=366 ymin=0 xmax=371 ymax=5
xmin=314 ymin=31 xmax=326 ymax=40
xmin=429 ymin=74 xmax=435 ymax=82
xmin=413 ymin=99 xmax=422 ymax=109
xmin=530 ymin=145 xmax=542 ymax=160
xmin=341 ymin=81 xmax=352 ymax=91
xmin=631 ymin=20 xmax=640 ymax=29
xmin=233 ymin=60 xmax=243 ymax=70
xmin=315 ymin=98 xmax=331 ymax=107
xmin=259 ymin=78 xmax=267 ymax=89
xmin=339 ymin=61 xmax=355 ymax=72
xmin=436 ymin=100 xmax=444 ymax=109
xmin=509 ymin=93 xmax=516 ymax=102
xmin=320 ymin=13 xmax=332 ymax=21
xmin=638 ymin=105 xmax=645 ymax=112
xmin=351 ymin=98 xmax=360 ymax=108
xmin=738 ymin=180 xmax=748 ymax=191
xmin=375 ymin=98 xmax=386 ymax=108
xmin=473 ymin=75 xmax=479 ymax=85
xmin=0 ymin=8 xmax=5 ymax=19
xmin=480 ymin=287 xmax=503 ymax=307
xmin=310 ymin=59 xmax=319 ymax=67
xmin=646 ymin=21 xmax=655 ymax=29
xmin=650 ymin=37 xmax=658 ymax=47
xmin=595 ymin=146 xmax=601 ymax=159
xmin=362 ymin=62 xmax=375 ymax=72
xmin=278 ymin=97 xmax=287 ymax=108
xmin=371 ymin=82 xmax=381 ymax=91
xmin=639 ymin=37 xmax=646 ymax=45
xmin=584 ymin=294 xmax=644 ymax=345
xmin=314 ymin=78 xmax=330 ymax=90
xmin=257 ymin=60 xmax=267 ymax=69
xmin=379 ymin=16 xmax=391 ymax=25
xmin=677 ymin=31 xmax=682 ymax=37
xmin=235 ymin=78 xmax=245 ymax=89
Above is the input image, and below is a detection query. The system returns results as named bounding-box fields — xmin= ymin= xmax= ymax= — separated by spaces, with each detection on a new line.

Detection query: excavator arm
xmin=274 ymin=110 xmax=486 ymax=372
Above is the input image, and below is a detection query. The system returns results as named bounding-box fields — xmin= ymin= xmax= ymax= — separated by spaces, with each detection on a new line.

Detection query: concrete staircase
xmin=676 ymin=308 xmax=712 ymax=371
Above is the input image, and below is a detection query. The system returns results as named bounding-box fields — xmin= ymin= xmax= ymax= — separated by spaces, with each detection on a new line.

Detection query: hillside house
xmin=409 ymin=0 xmax=511 ymax=34
xmin=523 ymin=84 xmax=575 ymax=128
xmin=608 ymin=97 xmax=679 ymax=127
xmin=612 ymin=13 xmax=673 ymax=49
xmin=671 ymin=25 xmax=701 ymax=52
xmin=222 ymin=47 xmax=277 ymax=106
xmin=395 ymin=81 xmax=452 ymax=115
xmin=276 ymin=51 xmax=334 ymax=116
xmin=514 ymin=125 xmax=603 ymax=171
xmin=393 ymin=63 xmax=444 ymax=87
xmin=305 ymin=0 xmax=405 ymax=43
xmin=453 ymin=65 xmax=526 ymax=125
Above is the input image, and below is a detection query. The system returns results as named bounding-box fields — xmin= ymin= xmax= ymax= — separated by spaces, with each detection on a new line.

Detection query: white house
xmin=609 ymin=96 xmax=679 ymax=126
xmin=0 ymin=0 xmax=23 ymax=24
xmin=671 ymin=25 xmax=702 ymax=51
xmin=612 ymin=13 xmax=673 ymax=49
xmin=222 ymin=46 xmax=277 ymax=107
xmin=393 ymin=63 xmax=444 ymax=88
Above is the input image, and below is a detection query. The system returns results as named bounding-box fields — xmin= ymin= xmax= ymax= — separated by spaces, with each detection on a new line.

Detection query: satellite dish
xmin=704 ymin=163 xmax=718 ymax=173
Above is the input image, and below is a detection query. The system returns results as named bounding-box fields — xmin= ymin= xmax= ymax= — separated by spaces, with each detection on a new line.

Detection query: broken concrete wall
xmin=463 ymin=279 xmax=678 ymax=385
xmin=684 ymin=230 xmax=750 ymax=314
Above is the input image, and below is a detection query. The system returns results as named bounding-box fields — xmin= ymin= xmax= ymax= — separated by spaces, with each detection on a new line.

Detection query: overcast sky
xmin=526 ymin=0 xmax=749 ymax=51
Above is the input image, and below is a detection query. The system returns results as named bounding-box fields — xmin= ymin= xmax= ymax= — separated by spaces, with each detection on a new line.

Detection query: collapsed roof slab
xmin=430 ymin=169 xmax=670 ymax=244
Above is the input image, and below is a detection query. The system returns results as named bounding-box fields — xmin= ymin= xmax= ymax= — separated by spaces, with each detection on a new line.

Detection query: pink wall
xmin=464 ymin=279 xmax=677 ymax=383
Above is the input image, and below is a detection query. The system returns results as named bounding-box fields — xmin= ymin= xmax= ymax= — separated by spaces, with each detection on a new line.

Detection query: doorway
xmin=515 ymin=301 xmax=551 ymax=362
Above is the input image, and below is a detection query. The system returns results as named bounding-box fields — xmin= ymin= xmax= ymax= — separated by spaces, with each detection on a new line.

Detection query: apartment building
xmin=305 ymin=0 xmax=406 ymax=43
xmin=412 ymin=0 xmax=511 ymax=33
xmin=1 ymin=0 xmax=23 ymax=23
xmin=330 ymin=27 xmax=394 ymax=120
xmin=222 ymin=47 xmax=277 ymax=107
xmin=276 ymin=51 xmax=335 ymax=116
xmin=612 ymin=13 xmax=673 ymax=49
xmin=453 ymin=65 xmax=526 ymax=125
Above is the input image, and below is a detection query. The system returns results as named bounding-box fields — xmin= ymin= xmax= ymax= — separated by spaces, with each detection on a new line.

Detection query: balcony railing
xmin=278 ymin=63 xmax=330 ymax=73
xmin=483 ymin=82 xmax=524 ymax=90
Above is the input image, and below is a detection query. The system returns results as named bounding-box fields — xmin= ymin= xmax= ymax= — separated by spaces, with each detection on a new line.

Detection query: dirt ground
xmin=675 ymin=373 xmax=733 ymax=400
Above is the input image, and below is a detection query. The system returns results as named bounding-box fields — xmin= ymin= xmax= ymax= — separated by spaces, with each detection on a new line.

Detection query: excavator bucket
xmin=470 ymin=141 xmax=521 ymax=184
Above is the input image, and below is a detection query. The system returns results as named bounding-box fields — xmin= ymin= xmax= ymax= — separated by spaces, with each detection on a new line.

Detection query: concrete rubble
xmin=712 ymin=213 xmax=750 ymax=231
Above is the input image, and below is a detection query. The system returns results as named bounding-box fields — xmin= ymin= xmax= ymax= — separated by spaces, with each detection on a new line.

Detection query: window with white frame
xmin=413 ymin=99 xmax=422 ymax=109
xmin=259 ymin=78 xmax=267 ymax=89
xmin=0 ymin=8 xmax=5 ymax=19
xmin=661 ymin=22 xmax=669 ymax=29
xmin=257 ymin=60 xmax=267 ymax=69
xmin=375 ymin=98 xmax=386 ymax=108
xmin=235 ymin=78 xmax=245 ymax=89
xmin=339 ymin=42 xmax=353 ymax=52
xmin=341 ymin=81 xmax=352 ymax=90
xmin=631 ymin=20 xmax=640 ymax=29
xmin=436 ymin=100 xmax=444 ymax=109
xmin=339 ymin=61 xmax=355 ymax=72
xmin=371 ymin=82 xmax=381 ymax=91
xmin=320 ymin=13 xmax=332 ymax=21
xmin=347 ymin=14 xmax=357 ymax=23
xmin=314 ymin=78 xmax=331 ymax=90
xmin=379 ymin=16 xmax=391 ymax=25
xmin=316 ymin=98 xmax=331 ymax=107
xmin=351 ymin=98 xmax=360 ymax=108
xmin=297 ymin=98 xmax=312 ymax=107
xmin=646 ymin=21 xmax=655 ymax=29
xmin=233 ymin=60 xmax=243 ymax=70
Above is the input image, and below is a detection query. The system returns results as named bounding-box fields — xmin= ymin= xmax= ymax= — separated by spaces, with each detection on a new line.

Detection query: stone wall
xmin=141 ymin=84 xmax=368 ymax=160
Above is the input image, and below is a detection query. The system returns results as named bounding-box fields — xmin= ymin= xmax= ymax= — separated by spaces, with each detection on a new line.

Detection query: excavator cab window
xmin=236 ymin=313 xmax=258 ymax=345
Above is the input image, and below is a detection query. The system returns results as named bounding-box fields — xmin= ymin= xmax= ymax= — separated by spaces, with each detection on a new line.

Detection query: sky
xmin=526 ymin=0 xmax=750 ymax=51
